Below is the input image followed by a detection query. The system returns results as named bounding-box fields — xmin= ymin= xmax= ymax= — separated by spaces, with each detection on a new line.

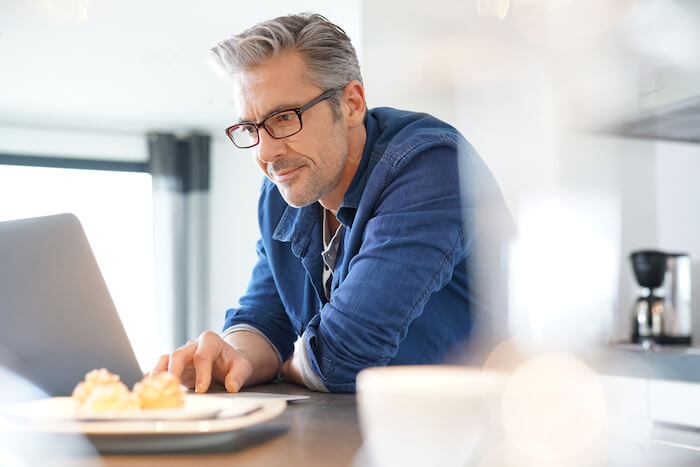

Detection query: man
xmin=155 ymin=13 xmax=510 ymax=393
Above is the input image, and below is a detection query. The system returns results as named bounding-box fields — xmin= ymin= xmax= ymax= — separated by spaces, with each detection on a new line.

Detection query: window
xmin=0 ymin=164 xmax=156 ymax=371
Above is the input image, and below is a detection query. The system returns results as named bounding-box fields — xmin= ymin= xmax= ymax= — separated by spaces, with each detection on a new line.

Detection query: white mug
xmin=356 ymin=365 xmax=506 ymax=467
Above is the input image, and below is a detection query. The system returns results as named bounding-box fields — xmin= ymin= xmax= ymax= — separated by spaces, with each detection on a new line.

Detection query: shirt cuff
xmin=221 ymin=324 xmax=283 ymax=378
xmin=296 ymin=330 xmax=329 ymax=393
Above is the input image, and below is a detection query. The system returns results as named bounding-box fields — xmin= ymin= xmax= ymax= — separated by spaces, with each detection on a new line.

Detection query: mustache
xmin=268 ymin=157 xmax=306 ymax=174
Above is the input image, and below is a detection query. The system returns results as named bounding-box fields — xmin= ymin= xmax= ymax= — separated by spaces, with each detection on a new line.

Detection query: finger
xmin=224 ymin=357 xmax=253 ymax=393
xmin=168 ymin=340 xmax=198 ymax=381
xmin=152 ymin=354 xmax=170 ymax=375
xmin=192 ymin=332 xmax=221 ymax=393
xmin=179 ymin=366 xmax=197 ymax=389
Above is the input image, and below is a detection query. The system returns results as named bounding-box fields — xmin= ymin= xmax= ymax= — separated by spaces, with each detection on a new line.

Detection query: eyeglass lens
xmin=230 ymin=110 xmax=302 ymax=148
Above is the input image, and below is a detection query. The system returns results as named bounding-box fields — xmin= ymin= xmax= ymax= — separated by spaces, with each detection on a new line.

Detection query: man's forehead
xmin=233 ymin=77 xmax=318 ymax=123
xmin=232 ymin=87 xmax=298 ymax=124
xmin=231 ymin=51 xmax=320 ymax=122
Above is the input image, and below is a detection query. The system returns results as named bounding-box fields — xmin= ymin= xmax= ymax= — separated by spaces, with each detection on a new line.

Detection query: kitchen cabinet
xmin=610 ymin=95 xmax=700 ymax=144
xmin=603 ymin=374 xmax=700 ymax=451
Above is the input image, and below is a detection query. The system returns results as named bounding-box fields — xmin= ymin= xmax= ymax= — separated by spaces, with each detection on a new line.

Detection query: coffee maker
xmin=630 ymin=250 xmax=692 ymax=345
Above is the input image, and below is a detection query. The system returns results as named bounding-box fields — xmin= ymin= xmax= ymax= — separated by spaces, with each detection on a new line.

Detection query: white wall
xmin=557 ymin=135 xmax=700 ymax=343
xmin=655 ymin=141 xmax=700 ymax=259
xmin=655 ymin=141 xmax=700 ymax=340
xmin=561 ymin=120 xmax=700 ymax=344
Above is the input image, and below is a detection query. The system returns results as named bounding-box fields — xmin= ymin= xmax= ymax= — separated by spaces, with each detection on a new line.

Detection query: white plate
xmin=2 ymin=394 xmax=253 ymax=421
xmin=220 ymin=392 xmax=311 ymax=402
xmin=0 ymin=397 xmax=287 ymax=453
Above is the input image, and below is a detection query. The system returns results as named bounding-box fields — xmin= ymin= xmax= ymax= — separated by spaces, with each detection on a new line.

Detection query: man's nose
xmin=256 ymin=127 xmax=286 ymax=164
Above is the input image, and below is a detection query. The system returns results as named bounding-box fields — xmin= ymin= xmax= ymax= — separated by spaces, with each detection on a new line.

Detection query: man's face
xmin=233 ymin=51 xmax=349 ymax=208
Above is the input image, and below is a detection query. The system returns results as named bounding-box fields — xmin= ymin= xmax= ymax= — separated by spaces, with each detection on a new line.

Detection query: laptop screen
xmin=0 ymin=214 xmax=144 ymax=396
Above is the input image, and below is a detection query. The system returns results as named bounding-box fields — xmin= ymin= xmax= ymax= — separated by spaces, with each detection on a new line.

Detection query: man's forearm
xmin=223 ymin=330 xmax=280 ymax=387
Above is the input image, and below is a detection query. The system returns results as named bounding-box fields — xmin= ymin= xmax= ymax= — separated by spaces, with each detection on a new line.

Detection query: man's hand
xmin=153 ymin=331 xmax=253 ymax=393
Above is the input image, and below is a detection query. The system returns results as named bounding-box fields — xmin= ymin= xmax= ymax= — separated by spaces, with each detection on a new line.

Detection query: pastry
xmin=133 ymin=372 xmax=185 ymax=409
xmin=81 ymin=381 xmax=139 ymax=411
xmin=72 ymin=368 xmax=185 ymax=411
xmin=71 ymin=368 xmax=121 ymax=404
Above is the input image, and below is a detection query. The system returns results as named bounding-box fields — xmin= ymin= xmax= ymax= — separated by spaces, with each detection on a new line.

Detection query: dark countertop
xmin=23 ymin=382 xmax=362 ymax=467
xmin=589 ymin=344 xmax=700 ymax=382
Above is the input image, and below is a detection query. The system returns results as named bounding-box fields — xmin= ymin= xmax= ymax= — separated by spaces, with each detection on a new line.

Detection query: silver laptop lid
xmin=0 ymin=213 xmax=144 ymax=396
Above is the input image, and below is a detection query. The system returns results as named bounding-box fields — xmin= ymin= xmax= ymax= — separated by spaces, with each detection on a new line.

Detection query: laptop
xmin=0 ymin=213 xmax=144 ymax=396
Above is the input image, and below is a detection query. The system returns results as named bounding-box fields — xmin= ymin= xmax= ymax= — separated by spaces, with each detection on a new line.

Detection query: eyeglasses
xmin=225 ymin=88 xmax=341 ymax=149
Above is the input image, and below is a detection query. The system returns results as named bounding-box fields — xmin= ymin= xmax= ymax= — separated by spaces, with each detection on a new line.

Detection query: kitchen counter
xmin=589 ymin=344 xmax=700 ymax=382
xmin=11 ymin=382 xmax=362 ymax=467
xmin=11 ymin=379 xmax=700 ymax=466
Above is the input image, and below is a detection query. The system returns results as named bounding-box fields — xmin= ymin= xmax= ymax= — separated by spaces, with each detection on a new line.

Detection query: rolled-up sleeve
xmin=302 ymin=142 xmax=467 ymax=393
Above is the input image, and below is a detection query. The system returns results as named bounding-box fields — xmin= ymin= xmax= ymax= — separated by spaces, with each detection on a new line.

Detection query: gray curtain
xmin=148 ymin=133 xmax=210 ymax=354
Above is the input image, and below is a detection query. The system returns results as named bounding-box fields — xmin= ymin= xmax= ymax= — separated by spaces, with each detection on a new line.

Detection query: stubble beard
xmin=280 ymin=149 xmax=347 ymax=208
xmin=278 ymin=127 xmax=349 ymax=208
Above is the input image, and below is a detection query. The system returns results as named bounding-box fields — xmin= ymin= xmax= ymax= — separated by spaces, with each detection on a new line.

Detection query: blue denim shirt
xmin=223 ymin=107 xmax=486 ymax=393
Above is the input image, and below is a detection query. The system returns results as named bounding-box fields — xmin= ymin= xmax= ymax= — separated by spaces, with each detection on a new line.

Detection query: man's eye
xmin=272 ymin=112 xmax=294 ymax=124
xmin=241 ymin=125 xmax=256 ymax=134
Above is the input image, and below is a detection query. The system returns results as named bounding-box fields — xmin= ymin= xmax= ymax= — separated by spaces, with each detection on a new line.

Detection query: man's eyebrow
xmin=237 ymin=104 xmax=301 ymax=125
xmin=237 ymin=102 xmax=300 ymax=125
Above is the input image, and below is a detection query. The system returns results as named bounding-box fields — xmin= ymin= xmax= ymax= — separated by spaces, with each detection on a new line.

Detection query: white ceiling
xmin=0 ymin=0 xmax=361 ymax=138
xmin=3 ymin=0 xmax=700 ymax=147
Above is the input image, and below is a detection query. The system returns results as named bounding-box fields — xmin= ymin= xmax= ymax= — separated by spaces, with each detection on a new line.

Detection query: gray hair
xmin=209 ymin=13 xmax=363 ymax=117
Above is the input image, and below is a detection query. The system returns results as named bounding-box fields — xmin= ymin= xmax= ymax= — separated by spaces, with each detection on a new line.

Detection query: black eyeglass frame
xmin=225 ymin=88 xmax=341 ymax=149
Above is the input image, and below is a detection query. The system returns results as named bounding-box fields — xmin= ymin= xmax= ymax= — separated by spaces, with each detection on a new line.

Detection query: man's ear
xmin=342 ymin=80 xmax=366 ymax=128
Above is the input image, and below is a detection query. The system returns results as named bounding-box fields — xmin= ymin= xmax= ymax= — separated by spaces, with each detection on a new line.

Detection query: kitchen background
xmin=1 ymin=0 xmax=699 ymax=369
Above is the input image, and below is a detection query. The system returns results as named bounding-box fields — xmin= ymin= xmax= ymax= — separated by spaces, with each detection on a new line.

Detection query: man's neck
xmin=319 ymin=124 xmax=367 ymax=214
xmin=326 ymin=209 xmax=341 ymax=236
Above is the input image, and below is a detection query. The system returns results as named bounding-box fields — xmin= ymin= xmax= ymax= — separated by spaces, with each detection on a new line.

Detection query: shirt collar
xmin=272 ymin=202 xmax=320 ymax=257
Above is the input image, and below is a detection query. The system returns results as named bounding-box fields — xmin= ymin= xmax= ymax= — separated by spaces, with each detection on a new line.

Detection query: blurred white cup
xmin=356 ymin=365 xmax=506 ymax=467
